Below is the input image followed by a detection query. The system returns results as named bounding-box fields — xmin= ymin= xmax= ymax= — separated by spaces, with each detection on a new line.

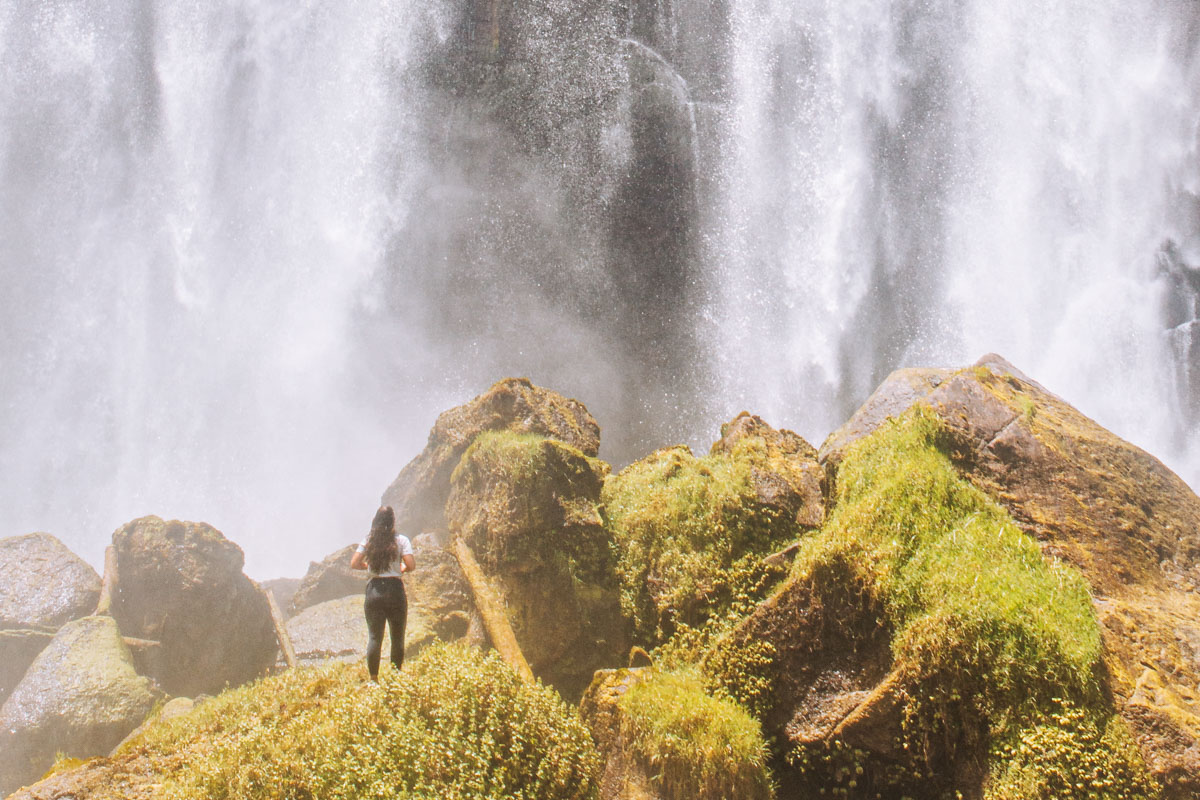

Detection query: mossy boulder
xmin=111 ymin=516 xmax=277 ymax=697
xmin=382 ymin=377 xmax=601 ymax=534
xmin=446 ymin=431 xmax=624 ymax=698
xmin=712 ymin=408 xmax=1156 ymax=800
xmin=287 ymin=544 xmax=366 ymax=616
xmin=0 ymin=532 xmax=101 ymax=629
xmin=18 ymin=643 xmax=601 ymax=800
xmin=580 ymin=667 xmax=772 ymax=800
xmin=602 ymin=415 xmax=820 ymax=646
xmin=819 ymin=354 xmax=1200 ymax=797
xmin=0 ymin=616 xmax=157 ymax=797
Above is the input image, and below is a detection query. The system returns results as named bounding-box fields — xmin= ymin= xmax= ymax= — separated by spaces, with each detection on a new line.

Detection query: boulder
xmin=0 ymin=533 xmax=101 ymax=629
xmin=283 ymin=594 xmax=447 ymax=667
xmin=260 ymin=577 xmax=301 ymax=618
xmin=0 ymin=629 xmax=54 ymax=708
xmin=818 ymin=354 xmax=1200 ymax=797
xmin=580 ymin=668 xmax=660 ymax=800
xmin=603 ymin=415 xmax=818 ymax=645
xmin=446 ymin=431 xmax=625 ymax=699
xmin=382 ymin=378 xmax=600 ymax=534
xmin=710 ymin=411 xmax=825 ymax=529
xmin=110 ymin=516 xmax=277 ymax=697
xmin=0 ymin=616 xmax=157 ymax=797
xmin=287 ymin=544 xmax=366 ymax=616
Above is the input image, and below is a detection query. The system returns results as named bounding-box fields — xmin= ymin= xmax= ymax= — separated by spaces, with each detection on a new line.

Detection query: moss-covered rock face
xmin=382 ymin=378 xmax=601 ymax=535
xmin=447 ymin=431 xmax=624 ymax=698
xmin=580 ymin=667 xmax=772 ymax=800
xmin=0 ymin=616 xmax=157 ymax=797
xmin=0 ymin=532 xmax=101 ymax=629
xmin=111 ymin=516 xmax=277 ymax=697
xmin=19 ymin=643 xmax=600 ymax=800
xmin=821 ymin=354 xmax=1200 ymax=797
xmin=713 ymin=408 xmax=1155 ymax=800
xmin=602 ymin=414 xmax=820 ymax=647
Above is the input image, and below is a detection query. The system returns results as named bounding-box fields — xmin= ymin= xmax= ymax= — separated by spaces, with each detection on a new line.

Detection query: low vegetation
xmin=616 ymin=668 xmax=773 ymax=800
xmin=602 ymin=444 xmax=797 ymax=645
xmin=120 ymin=642 xmax=600 ymax=800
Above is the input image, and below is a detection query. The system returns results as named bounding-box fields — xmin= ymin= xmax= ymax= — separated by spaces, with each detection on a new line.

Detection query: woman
xmin=350 ymin=505 xmax=416 ymax=681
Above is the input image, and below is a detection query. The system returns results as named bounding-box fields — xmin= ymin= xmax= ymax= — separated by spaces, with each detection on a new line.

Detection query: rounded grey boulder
xmin=0 ymin=533 xmax=101 ymax=630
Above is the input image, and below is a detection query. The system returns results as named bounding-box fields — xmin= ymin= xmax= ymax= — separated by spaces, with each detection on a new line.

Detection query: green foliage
xmin=452 ymin=431 xmax=613 ymax=583
xmin=452 ymin=430 xmax=550 ymax=487
xmin=720 ymin=407 xmax=1154 ymax=796
xmin=986 ymin=701 xmax=1160 ymax=800
xmin=603 ymin=445 xmax=798 ymax=645
xmin=617 ymin=668 xmax=773 ymax=800
xmin=125 ymin=643 xmax=599 ymax=800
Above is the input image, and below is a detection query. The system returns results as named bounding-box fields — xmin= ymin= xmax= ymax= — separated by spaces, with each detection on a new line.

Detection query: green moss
xmin=716 ymin=407 xmax=1155 ymax=797
xmin=124 ymin=642 xmax=599 ymax=800
xmin=602 ymin=445 xmax=797 ymax=645
xmin=452 ymin=430 xmax=612 ymax=582
xmin=985 ymin=701 xmax=1158 ymax=800
xmin=617 ymin=668 xmax=773 ymax=800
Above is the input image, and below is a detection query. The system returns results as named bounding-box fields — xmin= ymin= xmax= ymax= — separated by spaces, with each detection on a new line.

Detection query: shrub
xmin=617 ymin=668 xmax=773 ymax=800
xmin=603 ymin=445 xmax=797 ymax=645
xmin=125 ymin=642 xmax=600 ymax=800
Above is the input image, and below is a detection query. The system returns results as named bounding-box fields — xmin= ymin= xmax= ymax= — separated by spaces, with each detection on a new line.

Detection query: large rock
xmin=0 ymin=616 xmax=157 ymax=797
xmin=0 ymin=629 xmax=53 ymax=708
xmin=580 ymin=668 xmax=660 ymax=800
xmin=110 ymin=516 xmax=277 ymax=697
xmin=820 ymin=354 xmax=1200 ymax=797
xmin=382 ymin=378 xmax=601 ymax=534
xmin=446 ymin=431 xmax=625 ymax=699
xmin=287 ymin=544 xmax=365 ymax=616
xmin=0 ymin=533 xmax=101 ymax=629
xmin=710 ymin=411 xmax=825 ymax=529
xmin=284 ymin=594 xmax=455 ymax=667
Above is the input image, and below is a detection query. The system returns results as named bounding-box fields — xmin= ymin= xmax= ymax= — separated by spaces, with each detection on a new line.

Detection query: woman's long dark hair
xmin=364 ymin=506 xmax=398 ymax=573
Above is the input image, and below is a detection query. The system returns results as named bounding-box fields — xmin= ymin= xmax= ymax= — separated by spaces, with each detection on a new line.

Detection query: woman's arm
xmin=350 ymin=550 xmax=367 ymax=570
xmin=400 ymin=554 xmax=415 ymax=573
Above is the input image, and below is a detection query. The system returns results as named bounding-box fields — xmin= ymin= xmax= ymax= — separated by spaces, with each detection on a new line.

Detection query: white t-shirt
xmin=356 ymin=534 xmax=414 ymax=578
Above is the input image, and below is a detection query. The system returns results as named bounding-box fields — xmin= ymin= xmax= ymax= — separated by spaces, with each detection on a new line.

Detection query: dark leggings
xmin=364 ymin=577 xmax=407 ymax=679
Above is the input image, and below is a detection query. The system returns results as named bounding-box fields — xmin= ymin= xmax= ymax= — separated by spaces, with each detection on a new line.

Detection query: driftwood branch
xmin=95 ymin=545 xmax=119 ymax=615
xmin=452 ymin=538 xmax=534 ymax=683
xmin=254 ymin=581 xmax=297 ymax=670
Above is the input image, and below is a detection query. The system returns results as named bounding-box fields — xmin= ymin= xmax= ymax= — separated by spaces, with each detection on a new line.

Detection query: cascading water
xmin=1 ymin=0 xmax=1197 ymax=577
xmin=706 ymin=0 xmax=1200 ymax=472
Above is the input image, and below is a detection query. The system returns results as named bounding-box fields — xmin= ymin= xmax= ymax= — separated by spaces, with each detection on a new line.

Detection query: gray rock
xmin=0 ymin=629 xmax=53 ymax=708
xmin=381 ymin=378 xmax=600 ymax=534
xmin=288 ymin=544 xmax=365 ymax=616
xmin=110 ymin=516 xmax=277 ymax=697
xmin=284 ymin=594 xmax=442 ymax=667
xmin=0 ymin=533 xmax=101 ymax=629
xmin=0 ymin=616 xmax=156 ymax=797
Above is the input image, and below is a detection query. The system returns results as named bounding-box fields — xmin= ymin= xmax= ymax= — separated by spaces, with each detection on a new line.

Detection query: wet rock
xmin=287 ymin=544 xmax=365 ymax=616
xmin=0 ymin=533 xmax=101 ymax=630
xmin=711 ymin=412 xmax=825 ymax=528
xmin=110 ymin=516 xmax=277 ymax=697
xmin=260 ymin=577 xmax=301 ymax=618
xmin=0 ymin=616 xmax=156 ymax=797
xmin=580 ymin=668 xmax=660 ymax=800
xmin=382 ymin=378 xmax=600 ymax=534
xmin=446 ymin=431 xmax=625 ymax=699
xmin=0 ymin=628 xmax=53 ymax=707
xmin=284 ymin=594 xmax=448 ymax=667
xmin=818 ymin=353 xmax=1200 ymax=797
xmin=818 ymin=366 xmax=954 ymax=469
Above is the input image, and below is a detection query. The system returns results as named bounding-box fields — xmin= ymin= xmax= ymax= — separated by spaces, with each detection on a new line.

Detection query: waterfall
xmin=1 ymin=0 xmax=1198 ymax=576
xmin=706 ymin=0 xmax=1200 ymax=478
